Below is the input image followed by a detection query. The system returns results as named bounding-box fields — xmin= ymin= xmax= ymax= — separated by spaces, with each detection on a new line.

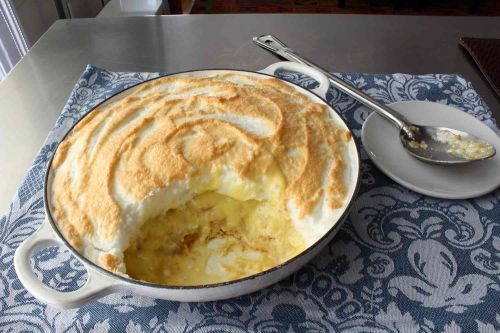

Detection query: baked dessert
xmin=49 ymin=72 xmax=353 ymax=286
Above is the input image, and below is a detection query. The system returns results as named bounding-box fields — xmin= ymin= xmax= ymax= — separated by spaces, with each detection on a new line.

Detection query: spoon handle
xmin=253 ymin=35 xmax=413 ymax=133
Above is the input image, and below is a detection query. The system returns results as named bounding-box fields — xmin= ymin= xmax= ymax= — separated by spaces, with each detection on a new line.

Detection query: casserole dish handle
xmin=259 ymin=61 xmax=330 ymax=99
xmin=14 ymin=221 xmax=118 ymax=309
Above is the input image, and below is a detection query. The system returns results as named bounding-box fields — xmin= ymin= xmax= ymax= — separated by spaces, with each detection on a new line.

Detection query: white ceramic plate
xmin=361 ymin=101 xmax=500 ymax=199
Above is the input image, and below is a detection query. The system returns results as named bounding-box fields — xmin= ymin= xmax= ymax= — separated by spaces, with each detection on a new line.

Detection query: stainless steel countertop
xmin=1 ymin=14 xmax=499 ymax=214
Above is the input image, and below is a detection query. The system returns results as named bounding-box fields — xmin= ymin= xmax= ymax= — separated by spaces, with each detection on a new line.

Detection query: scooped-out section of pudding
xmin=124 ymin=190 xmax=305 ymax=285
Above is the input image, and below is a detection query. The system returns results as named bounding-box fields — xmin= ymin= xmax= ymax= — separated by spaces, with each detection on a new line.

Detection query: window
xmin=0 ymin=0 xmax=29 ymax=80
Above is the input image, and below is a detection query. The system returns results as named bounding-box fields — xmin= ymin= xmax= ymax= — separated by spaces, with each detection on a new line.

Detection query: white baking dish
xmin=14 ymin=62 xmax=360 ymax=308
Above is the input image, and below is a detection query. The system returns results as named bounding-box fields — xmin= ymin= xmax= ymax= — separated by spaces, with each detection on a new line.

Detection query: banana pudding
xmin=50 ymin=72 xmax=353 ymax=285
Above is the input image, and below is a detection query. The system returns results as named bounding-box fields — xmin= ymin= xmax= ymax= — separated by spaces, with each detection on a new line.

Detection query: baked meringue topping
xmin=50 ymin=72 xmax=354 ymax=285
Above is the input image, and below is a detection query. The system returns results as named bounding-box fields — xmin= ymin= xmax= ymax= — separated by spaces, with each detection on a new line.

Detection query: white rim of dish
xmin=38 ymin=66 xmax=363 ymax=289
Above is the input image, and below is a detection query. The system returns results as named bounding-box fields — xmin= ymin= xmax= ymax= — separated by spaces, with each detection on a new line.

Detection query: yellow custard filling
xmin=124 ymin=191 xmax=305 ymax=285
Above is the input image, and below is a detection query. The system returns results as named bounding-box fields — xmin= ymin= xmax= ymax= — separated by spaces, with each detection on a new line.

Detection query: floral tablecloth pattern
xmin=0 ymin=65 xmax=499 ymax=333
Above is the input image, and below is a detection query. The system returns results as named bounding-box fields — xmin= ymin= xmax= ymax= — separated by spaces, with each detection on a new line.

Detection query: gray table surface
xmin=0 ymin=14 xmax=499 ymax=214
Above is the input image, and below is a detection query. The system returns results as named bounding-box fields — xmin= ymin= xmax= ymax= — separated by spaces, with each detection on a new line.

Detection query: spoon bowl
xmin=400 ymin=125 xmax=496 ymax=165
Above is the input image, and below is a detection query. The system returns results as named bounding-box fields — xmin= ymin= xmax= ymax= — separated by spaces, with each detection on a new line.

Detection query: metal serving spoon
xmin=253 ymin=35 xmax=496 ymax=165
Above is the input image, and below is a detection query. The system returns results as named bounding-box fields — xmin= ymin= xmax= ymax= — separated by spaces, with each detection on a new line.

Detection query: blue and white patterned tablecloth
xmin=0 ymin=65 xmax=499 ymax=333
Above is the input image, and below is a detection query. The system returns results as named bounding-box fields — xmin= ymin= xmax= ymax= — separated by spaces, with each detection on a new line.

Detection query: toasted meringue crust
xmin=50 ymin=73 xmax=351 ymax=275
